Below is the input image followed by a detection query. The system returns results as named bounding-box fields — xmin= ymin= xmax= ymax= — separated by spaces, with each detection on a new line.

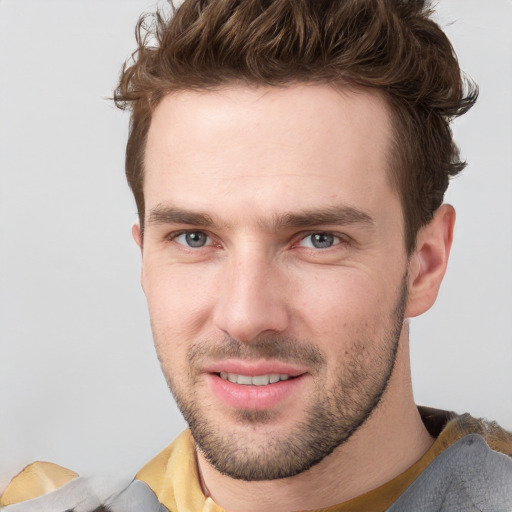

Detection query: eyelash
xmin=295 ymin=231 xmax=351 ymax=251
xmin=166 ymin=230 xmax=214 ymax=248
xmin=165 ymin=230 xmax=351 ymax=251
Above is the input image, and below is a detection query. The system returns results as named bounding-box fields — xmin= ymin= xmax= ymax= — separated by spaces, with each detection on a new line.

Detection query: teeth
xmin=220 ymin=372 xmax=292 ymax=386
xmin=252 ymin=375 xmax=270 ymax=386
xmin=237 ymin=374 xmax=253 ymax=385
xmin=269 ymin=374 xmax=280 ymax=384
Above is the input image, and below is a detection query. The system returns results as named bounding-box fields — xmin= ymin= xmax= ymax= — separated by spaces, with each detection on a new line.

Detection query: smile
xmin=219 ymin=372 xmax=291 ymax=386
xmin=209 ymin=371 xmax=306 ymax=410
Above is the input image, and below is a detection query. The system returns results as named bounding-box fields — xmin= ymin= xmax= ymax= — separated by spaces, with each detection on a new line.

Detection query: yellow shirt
xmin=3 ymin=407 xmax=512 ymax=511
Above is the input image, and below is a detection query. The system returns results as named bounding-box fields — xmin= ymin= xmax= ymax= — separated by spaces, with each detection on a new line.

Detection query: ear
xmin=132 ymin=223 xmax=143 ymax=252
xmin=406 ymin=204 xmax=455 ymax=318
xmin=132 ymin=223 xmax=146 ymax=291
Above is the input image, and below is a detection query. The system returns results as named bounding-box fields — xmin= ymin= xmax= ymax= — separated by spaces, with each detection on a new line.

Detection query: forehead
xmin=144 ymin=84 xmax=395 ymax=219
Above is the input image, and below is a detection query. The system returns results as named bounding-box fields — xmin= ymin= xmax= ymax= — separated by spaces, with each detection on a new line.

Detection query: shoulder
xmin=389 ymin=413 xmax=512 ymax=511
xmin=0 ymin=432 xmax=196 ymax=511
xmin=0 ymin=462 xmax=169 ymax=512
xmin=1 ymin=461 xmax=79 ymax=507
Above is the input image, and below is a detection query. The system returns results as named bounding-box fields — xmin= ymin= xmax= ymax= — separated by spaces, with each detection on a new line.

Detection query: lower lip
xmin=207 ymin=373 xmax=307 ymax=411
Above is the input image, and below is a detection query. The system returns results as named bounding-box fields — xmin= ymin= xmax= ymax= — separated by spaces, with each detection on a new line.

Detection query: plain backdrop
xmin=0 ymin=0 xmax=511 ymax=491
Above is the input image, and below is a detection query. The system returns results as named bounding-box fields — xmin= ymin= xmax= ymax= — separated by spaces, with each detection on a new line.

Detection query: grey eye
xmin=300 ymin=233 xmax=337 ymax=249
xmin=176 ymin=232 xmax=210 ymax=247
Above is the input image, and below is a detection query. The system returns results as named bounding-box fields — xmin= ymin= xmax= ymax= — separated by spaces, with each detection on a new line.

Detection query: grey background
xmin=1 ymin=0 xmax=511 ymax=491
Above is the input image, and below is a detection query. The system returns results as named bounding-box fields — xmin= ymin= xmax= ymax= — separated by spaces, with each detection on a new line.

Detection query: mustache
xmin=187 ymin=335 xmax=326 ymax=368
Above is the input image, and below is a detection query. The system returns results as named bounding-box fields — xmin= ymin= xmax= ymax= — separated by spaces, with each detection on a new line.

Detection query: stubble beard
xmin=157 ymin=276 xmax=408 ymax=481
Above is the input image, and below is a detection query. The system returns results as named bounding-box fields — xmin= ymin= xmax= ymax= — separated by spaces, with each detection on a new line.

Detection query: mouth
xmin=205 ymin=363 xmax=307 ymax=411
xmin=217 ymin=372 xmax=293 ymax=386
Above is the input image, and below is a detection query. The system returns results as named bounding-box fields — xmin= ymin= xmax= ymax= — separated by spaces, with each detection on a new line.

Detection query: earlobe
xmin=405 ymin=204 xmax=455 ymax=318
xmin=132 ymin=223 xmax=143 ymax=251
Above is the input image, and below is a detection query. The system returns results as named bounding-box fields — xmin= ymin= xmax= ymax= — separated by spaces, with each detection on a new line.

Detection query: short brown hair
xmin=114 ymin=0 xmax=477 ymax=253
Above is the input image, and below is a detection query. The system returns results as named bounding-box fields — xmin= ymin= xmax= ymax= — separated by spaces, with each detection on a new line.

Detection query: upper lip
xmin=203 ymin=360 xmax=307 ymax=377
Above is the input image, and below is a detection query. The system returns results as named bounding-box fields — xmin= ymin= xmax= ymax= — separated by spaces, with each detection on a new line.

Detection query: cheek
xmin=290 ymin=268 xmax=398 ymax=345
xmin=143 ymin=263 xmax=218 ymax=355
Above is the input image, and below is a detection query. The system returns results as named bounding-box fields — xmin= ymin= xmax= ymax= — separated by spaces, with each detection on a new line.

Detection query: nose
xmin=212 ymin=251 xmax=290 ymax=343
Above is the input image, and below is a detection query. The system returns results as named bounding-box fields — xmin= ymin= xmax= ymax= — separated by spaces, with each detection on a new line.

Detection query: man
xmin=2 ymin=0 xmax=511 ymax=511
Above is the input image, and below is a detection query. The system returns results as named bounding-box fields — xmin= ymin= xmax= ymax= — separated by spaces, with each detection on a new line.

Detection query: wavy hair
xmin=114 ymin=0 xmax=478 ymax=253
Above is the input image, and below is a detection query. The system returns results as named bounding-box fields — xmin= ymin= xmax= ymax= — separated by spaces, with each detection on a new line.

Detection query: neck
xmin=197 ymin=323 xmax=433 ymax=512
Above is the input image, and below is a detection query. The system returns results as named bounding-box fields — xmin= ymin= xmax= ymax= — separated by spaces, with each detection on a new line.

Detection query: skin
xmin=134 ymin=84 xmax=455 ymax=511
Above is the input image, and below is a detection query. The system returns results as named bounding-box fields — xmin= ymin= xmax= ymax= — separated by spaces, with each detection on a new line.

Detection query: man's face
xmin=139 ymin=84 xmax=410 ymax=480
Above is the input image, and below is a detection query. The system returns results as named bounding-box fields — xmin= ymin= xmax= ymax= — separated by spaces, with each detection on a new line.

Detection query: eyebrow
xmin=274 ymin=206 xmax=374 ymax=230
xmin=147 ymin=205 xmax=215 ymax=228
xmin=146 ymin=204 xmax=374 ymax=231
